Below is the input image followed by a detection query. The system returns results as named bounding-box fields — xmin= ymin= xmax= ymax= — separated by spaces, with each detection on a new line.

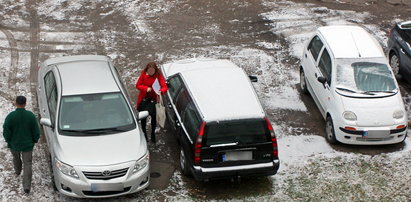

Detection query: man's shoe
xmin=24 ymin=189 xmax=30 ymax=194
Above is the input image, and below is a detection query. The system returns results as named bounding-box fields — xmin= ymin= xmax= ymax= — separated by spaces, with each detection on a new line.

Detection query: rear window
xmin=203 ymin=119 xmax=270 ymax=147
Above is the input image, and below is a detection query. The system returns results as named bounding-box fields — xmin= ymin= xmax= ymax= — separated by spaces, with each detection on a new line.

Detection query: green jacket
xmin=3 ymin=108 xmax=40 ymax=152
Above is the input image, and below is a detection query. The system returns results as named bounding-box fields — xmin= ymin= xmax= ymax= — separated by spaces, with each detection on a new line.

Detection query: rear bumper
xmin=191 ymin=160 xmax=280 ymax=181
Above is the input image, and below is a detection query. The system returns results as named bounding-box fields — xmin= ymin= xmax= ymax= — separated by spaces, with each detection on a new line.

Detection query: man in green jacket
xmin=3 ymin=96 xmax=40 ymax=194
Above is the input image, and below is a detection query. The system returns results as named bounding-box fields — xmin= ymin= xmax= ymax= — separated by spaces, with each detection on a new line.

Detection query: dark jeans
xmin=11 ymin=149 xmax=33 ymax=190
xmin=138 ymin=98 xmax=157 ymax=139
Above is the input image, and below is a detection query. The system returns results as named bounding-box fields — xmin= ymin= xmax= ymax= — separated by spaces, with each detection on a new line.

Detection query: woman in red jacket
xmin=136 ymin=62 xmax=168 ymax=143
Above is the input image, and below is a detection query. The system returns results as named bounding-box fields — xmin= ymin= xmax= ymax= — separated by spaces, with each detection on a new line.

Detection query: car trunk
xmin=198 ymin=119 xmax=274 ymax=168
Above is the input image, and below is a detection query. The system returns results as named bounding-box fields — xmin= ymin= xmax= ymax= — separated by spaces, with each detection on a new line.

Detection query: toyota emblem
xmin=102 ymin=170 xmax=111 ymax=176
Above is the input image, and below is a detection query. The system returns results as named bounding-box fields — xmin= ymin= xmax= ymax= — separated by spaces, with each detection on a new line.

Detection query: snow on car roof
xmin=56 ymin=60 xmax=120 ymax=96
xmin=161 ymin=58 xmax=238 ymax=78
xmin=318 ymin=25 xmax=385 ymax=59
xmin=165 ymin=58 xmax=265 ymax=122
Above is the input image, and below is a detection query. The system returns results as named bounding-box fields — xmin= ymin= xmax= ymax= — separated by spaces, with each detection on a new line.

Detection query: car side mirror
xmin=40 ymin=118 xmax=53 ymax=128
xmin=138 ymin=111 xmax=149 ymax=120
xmin=317 ymin=76 xmax=327 ymax=88
xmin=249 ymin=75 xmax=258 ymax=82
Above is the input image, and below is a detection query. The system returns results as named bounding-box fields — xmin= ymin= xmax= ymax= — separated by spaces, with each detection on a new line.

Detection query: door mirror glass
xmin=40 ymin=118 xmax=53 ymax=128
xmin=138 ymin=111 xmax=149 ymax=120
xmin=248 ymin=75 xmax=258 ymax=82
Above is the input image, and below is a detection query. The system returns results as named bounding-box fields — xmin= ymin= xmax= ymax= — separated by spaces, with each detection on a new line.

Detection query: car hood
xmin=54 ymin=129 xmax=147 ymax=166
xmin=340 ymin=93 xmax=405 ymax=127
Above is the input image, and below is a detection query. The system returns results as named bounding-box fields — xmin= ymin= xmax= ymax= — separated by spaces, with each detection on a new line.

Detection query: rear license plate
xmin=223 ymin=151 xmax=253 ymax=161
xmin=90 ymin=183 xmax=123 ymax=192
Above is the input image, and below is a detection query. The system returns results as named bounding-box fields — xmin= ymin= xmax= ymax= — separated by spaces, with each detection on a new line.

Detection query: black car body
xmin=160 ymin=58 xmax=280 ymax=181
xmin=388 ymin=21 xmax=411 ymax=82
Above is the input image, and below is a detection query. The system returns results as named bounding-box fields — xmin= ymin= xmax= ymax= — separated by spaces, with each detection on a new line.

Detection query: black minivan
xmin=160 ymin=58 xmax=280 ymax=181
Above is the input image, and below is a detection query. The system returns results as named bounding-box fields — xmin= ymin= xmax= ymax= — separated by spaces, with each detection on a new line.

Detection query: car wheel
xmin=389 ymin=52 xmax=400 ymax=77
xmin=49 ymin=155 xmax=57 ymax=191
xmin=325 ymin=116 xmax=338 ymax=144
xmin=179 ymin=147 xmax=191 ymax=177
xmin=300 ymin=68 xmax=309 ymax=94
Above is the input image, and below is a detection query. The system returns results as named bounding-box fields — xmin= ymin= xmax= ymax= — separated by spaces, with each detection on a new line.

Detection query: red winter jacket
xmin=135 ymin=71 xmax=168 ymax=109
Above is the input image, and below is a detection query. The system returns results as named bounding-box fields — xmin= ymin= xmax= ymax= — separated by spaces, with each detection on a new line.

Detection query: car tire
xmin=49 ymin=155 xmax=58 ymax=191
xmin=389 ymin=52 xmax=401 ymax=78
xmin=300 ymin=68 xmax=309 ymax=94
xmin=179 ymin=147 xmax=191 ymax=177
xmin=325 ymin=116 xmax=338 ymax=144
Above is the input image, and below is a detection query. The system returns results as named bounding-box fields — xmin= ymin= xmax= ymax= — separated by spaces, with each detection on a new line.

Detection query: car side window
xmin=168 ymin=75 xmax=183 ymax=102
xmin=318 ymin=49 xmax=332 ymax=85
xmin=44 ymin=71 xmax=58 ymax=123
xmin=308 ymin=36 xmax=324 ymax=61
xmin=175 ymin=87 xmax=191 ymax=117
xmin=181 ymin=102 xmax=201 ymax=140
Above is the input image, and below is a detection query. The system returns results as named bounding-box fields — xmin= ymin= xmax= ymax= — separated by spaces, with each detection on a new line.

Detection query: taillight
xmin=194 ymin=122 xmax=206 ymax=166
xmin=389 ymin=28 xmax=393 ymax=37
xmin=265 ymin=117 xmax=278 ymax=158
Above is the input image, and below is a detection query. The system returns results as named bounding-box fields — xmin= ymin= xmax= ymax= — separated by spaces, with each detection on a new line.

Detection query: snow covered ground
xmin=0 ymin=0 xmax=410 ymax=201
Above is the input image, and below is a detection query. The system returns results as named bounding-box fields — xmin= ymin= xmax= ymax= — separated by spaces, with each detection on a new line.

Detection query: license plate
xmin=366 ymin=130 xmax=390 ymax=138
xmin=90 ymin=183 xmax=123 ymax=192
xmin=223 ymin=151 xmax=253 ymax=161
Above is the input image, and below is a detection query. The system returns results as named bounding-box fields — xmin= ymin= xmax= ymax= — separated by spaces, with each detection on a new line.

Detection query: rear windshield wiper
xmin=364 ymin=90 xmax=396 ymax=94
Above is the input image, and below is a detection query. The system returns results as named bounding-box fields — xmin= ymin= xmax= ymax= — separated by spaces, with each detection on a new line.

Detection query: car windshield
xmin=335 ymin=59 xmax=397 ymax=95
xmin=58 ymin=92 xmax=135 ymax=135
xmin=203 ymin=119 xmax=270 ymax=147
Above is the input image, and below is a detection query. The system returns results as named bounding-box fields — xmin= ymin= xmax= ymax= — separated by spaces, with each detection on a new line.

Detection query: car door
xmin=303 ymin=35 xmax=325 ymax=112
xmin=315 ymin=48 xmax=334 ymax=117
xmin=41 ymin=69 xmax=59 ymax=153
xmin=164 ymin=74 xmax=184 ymax=130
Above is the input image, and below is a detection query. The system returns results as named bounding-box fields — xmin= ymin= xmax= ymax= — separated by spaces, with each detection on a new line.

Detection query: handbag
xmin=156 ymin=95 xmax=166 ymax=128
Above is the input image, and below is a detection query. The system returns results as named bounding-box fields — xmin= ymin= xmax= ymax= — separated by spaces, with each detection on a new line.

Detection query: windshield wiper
xmin=364 ymin=90 xmax=395 ymax=94
xmin=336 ymin=87 xmax=357 ymax=93
xmin=62 ymin=127 xmax=127 ymax=134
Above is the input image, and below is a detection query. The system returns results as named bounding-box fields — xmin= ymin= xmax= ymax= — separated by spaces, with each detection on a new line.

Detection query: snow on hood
xmin=339 ymin=93 xmax=406 ymax=127
xmin=54 ymin=129 xmax=147 ymax=166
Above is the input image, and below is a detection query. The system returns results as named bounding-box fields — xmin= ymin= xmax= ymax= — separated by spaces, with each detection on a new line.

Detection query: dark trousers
xmin=138 ymin=98 xmax=157 ymax=140
xmin=11 ymin=149 xmax=33 ymax=190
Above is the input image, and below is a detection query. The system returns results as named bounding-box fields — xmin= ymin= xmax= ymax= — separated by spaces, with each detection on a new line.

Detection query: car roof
xmin=163 ymin=58 xmax=265 ymax=122
xmin=46 ymin=55 xmax=120 ymax=96
xmin=318 ymin=25 xmax=385 ymax=59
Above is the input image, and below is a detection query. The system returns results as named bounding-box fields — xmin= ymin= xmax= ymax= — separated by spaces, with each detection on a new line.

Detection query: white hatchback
xmin=300 ymin=25 xmax=408 ymax=145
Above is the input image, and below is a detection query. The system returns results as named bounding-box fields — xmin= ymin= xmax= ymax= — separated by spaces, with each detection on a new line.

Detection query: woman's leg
xmin=150 ymin=108 xmax=157 ymax=142
xmin=140 ymin=118 xmax=148 ymax=141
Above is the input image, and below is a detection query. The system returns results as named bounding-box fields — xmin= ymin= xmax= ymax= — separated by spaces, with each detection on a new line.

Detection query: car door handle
xmin=305 ymin=53 xmax=307 ymax=58
xmin=401 ymin=48 xmax=405 ymax=54
xmin=315 ymin=73 xmax=317 ymax=78
xmin=167 ymin=103 xmax=172 ymax=109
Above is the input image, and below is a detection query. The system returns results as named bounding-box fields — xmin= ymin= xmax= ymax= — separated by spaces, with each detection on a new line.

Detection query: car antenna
xmin=351 ymin=32 xmax=362 ymax=58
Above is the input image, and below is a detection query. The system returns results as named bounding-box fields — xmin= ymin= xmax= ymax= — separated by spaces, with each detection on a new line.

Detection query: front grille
xmin=83 ymin=168 xmax=129 ymax=180
xmin=355 ymin=136 xmax=394 ymax=142
xmin=83 ymin=187 xmax=131 ymax=196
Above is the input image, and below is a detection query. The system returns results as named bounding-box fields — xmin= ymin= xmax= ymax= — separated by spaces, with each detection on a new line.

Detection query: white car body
xmin=300 ymin=25 xmax=408 ymax=145
xmin=37 ymin=55 xmax=150 ymax=198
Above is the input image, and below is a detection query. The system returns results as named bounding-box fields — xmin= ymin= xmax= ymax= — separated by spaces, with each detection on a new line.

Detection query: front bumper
xmin=54 ymin=161 xmax=150 ymax=198
xmin=191 ymin=160 xmax=280 ymax=181
xmin=334 ymin=121 xmax=407 ymax=145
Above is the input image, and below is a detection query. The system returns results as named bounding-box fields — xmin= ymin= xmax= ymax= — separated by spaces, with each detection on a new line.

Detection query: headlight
xmin=133 ymin=152 xmax=149 ymax=173
xmin=343 ymin=111 xmax=357 ymax=121
xmin=55 ymin=158 xmax=79 ymax=178
xmin=393 ymin=110 xmax=405 ymax=119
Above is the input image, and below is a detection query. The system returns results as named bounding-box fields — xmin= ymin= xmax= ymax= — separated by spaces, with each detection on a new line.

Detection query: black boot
xmin=151 ymin=132 xmax=156 ymax=143
xmin=141 ymin=118 xmax=148 ymax=142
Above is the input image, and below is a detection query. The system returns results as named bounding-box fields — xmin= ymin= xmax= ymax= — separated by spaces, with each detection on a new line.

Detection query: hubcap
xmin=180 ymin=149 xmax=185 ymax=170
xmin=326 ymin=120 xmax=333 ymax=140
xmin=390 ymin=54 xmax=400 ymax=75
